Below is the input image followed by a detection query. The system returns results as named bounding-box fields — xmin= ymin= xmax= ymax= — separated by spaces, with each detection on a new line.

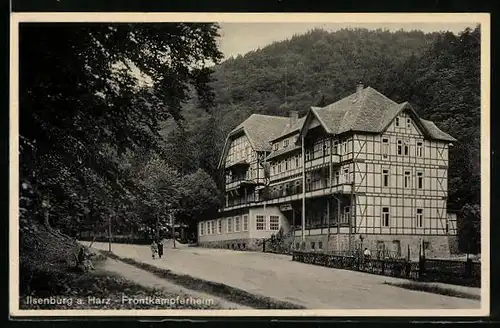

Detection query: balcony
xmin=225 ymin=159 xmax=250 ymax=170
xmin=270 ymin=167 xmax=302 ymax=183
xmin=226 ymin=178 xmax=265 ymax=192
xmin=304 ymin=154 xmax=340 ymax=170
xmin=220 ymin=199 xmax=261 ymax=212
xmin=291 ymin=219 xmax=351 ymax=231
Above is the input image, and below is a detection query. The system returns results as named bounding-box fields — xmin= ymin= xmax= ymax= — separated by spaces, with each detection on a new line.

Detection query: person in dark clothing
xmin=77 ymin=247 xmax=85 ymax=265
xmin=158 ymin=240 xmax=164 ymax=259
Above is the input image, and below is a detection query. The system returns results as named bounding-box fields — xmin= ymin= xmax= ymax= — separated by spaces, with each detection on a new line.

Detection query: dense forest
xmin=172 ymin=27 xmax=481 ymax=252
xmin=19 ymin=25 xmax=481 ymax=254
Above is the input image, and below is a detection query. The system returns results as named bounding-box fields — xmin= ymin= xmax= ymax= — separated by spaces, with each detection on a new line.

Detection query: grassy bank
xmin=383 ymin=281 xmax=480 ymax=301
xmin=101 ymin=251 xmax=305 ymax=309
xmin=18 ymin=223 xmax=221 ymax=310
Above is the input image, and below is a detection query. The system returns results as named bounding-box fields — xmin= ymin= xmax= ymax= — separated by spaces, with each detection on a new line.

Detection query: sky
xmin=217 ymin=22 xmax=478 ymax=60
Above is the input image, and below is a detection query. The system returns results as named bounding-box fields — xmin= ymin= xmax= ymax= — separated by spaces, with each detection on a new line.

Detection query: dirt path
xmin=91 ymin=242 xmax=481 ymax=309
xmin=98 ymin=257 xmax=250 ymax=309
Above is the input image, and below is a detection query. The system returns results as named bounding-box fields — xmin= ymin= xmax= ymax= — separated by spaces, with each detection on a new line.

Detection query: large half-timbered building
xmin=197 ymin=84 xmax=458 ymax=258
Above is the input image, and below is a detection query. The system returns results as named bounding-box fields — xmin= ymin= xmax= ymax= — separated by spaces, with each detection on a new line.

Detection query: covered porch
xmin=280 ymin=195 xmax=353 ymax=233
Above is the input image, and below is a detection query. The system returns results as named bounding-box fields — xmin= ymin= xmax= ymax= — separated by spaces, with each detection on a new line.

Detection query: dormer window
xmin=283 ymin=139 xmax=289 ymax=148
xmin=273 ymin=143 xmax=279 ymax=151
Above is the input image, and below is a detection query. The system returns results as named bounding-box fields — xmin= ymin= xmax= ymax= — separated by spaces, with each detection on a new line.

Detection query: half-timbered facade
xmin=198 ymin=84 xmax=457 ymax=258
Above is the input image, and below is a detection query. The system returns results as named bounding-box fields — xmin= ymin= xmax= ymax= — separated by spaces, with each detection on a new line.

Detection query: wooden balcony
xmin=225 ymin=159 xmax=250 ymax=169
xmin=226 ymin=179 xmax=261 ymax=191
xmin=304 ymin=154 xmax=340 ymax=170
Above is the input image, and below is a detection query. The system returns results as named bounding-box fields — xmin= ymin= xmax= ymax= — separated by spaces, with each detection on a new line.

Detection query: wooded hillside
xmin=177 ymin=27 xmax=481 ymax=252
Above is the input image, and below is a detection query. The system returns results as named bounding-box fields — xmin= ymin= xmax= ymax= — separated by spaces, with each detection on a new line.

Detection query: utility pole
xmin=301 ymin=134 xmax=306 ymax=244
xmin=156 ymin=213 xmax=159 ymax=242
xmin=108 ymin=215 xmax=112 ymax=252
xmin=171 ymin=211 xmax=176 ymax=249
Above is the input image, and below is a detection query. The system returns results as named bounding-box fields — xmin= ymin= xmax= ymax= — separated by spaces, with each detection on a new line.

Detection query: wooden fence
xmin=291 ymin=251 xmax=480 ymax=287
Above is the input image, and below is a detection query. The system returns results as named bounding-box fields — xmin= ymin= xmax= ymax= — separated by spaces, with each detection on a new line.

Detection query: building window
xmin=344 ymin=141 xmax=348 ymax=154
xmin=272 ymin=164 xmax=276 ymax=175
xmin=344 ymin=206 xmax=350 ymax=222
xmin=382 ymin=207 xmax=390 ymax=227
xmin=395 ymin=117 xmax=400 ymax=127
xmin=234 ymin=216 xmax=241 ymax=232
xmin=270 ymin=215 xmax=280 ymax=230
xmin=227 ymin=217 xmax=233 ymax=233
xmin=407 ymin=118 xmax=411 ymax=128
xmin=333 ymin=141 xmax=338 ymax=154
xmin=206 ymin=221 xmax=211 ymax=235
xmin=416 ymin=171 xmax=424 ymax=189
xmin=343 ymin=168 xmax=349 ymax=183
xmin=283 ymin=139 xmax=289 ymax=148
xmin=256 ymin=215 xmax=265 ymax=230
xmin=382 ymin=138 xmax=389 ymax=158
xmin=200 ymin=222 xmax=204 ymax=236
xmin=311 ymin=242 xmax=316 ymax=250
xmin=318 ymin=241 xmax=323 ymax=250
xmin=335 ymin=171 xmax=340 ymax=185
xmin=404 ymin=142 xmax=409 ymax=156
xmin=242 ymin=215 xmax=248 ymax=231
xmin=404 ymin=171 xmax=411 ymax=188
xmin=382 ymin=169 xmax=389 ymax=187
xmin=217 ymin=219 xmax=222 ymax=234
xmin=323 ymin=142 xmax=330 ymax=157
xmin=416 ymin=208 xmax=423 ymax=228
xmin=295 ymin=155 xmax=300 ymax=167
xmin=416 ymin=142 xmax=423 ymax=157
xmin=277 ymin=161 xmax=282 ymax=173
xmin=397 ymin=140 xmax=402 ymax=155
xmin=211 ymin=220 xmax=215 ymax=234
xmin=305 ymin=149 xmax=311 ymax=161
xmin=273 ymin=143 xmax=279 ymax=151
xmin=286 ymin=158 xmax=291 ymax=170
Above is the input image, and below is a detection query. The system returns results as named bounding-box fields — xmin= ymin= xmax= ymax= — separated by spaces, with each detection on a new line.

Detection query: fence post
xmin=418 ymin=248 xmax=425 ymax=280
xmin=381 ymin=243 xmax=386 ymax=274
xmin=466 ymin=258 xmax=473 ymax=277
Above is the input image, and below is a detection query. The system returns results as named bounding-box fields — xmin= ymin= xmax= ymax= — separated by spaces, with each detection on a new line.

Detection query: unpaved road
xmin=91 ymin=242 xmax=480 ymax=309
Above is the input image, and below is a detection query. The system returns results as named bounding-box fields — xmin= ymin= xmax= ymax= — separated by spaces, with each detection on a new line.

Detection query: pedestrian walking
xmin=158 ymin=240 xmax=164 ymax=259
xmin=151 ymin=240 xmax=158 ymax=259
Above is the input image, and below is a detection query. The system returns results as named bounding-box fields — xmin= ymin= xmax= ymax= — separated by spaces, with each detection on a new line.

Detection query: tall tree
xmin=19 ymin=23 xmax=223 ymax=231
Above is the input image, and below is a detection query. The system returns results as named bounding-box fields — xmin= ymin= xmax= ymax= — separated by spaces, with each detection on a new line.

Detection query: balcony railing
xmin=304 ymin=154 xmax=340 ymax=169
xmin=226 ymin=179 xmax=262 ymax=191
xmin=290 ymin=215 xmax=351 ymax=230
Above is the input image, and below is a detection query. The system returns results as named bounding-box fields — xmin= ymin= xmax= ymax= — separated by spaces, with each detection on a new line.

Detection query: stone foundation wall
xmin=198 ymin=238 xmax=263 ymax=251
xmin=289 ymin=233 xmax=454 ymax=259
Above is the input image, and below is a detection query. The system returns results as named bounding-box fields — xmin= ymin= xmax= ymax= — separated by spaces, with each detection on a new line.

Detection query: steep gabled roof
xmin=420 ymin=119 xmax=456 ymax=142
xmin=217 ymin=114 xmax=290 ymax=169
xmin=312 ymin=87 xmax=399 ymax=135
xmin=272 ymin=116 xmax=306 ymax=141
xmin=220 ymin=86 xmax=457 ymax=169
xmin=299 ymin=86 xmax=456 ymax=142
xmin=230 ymin=114 xmax=290 ymax=150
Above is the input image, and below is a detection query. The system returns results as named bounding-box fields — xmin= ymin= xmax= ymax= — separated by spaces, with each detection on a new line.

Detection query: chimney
xmin=289 ymin=110 xmax=299 ymax=126
xmin=353 ymin=81 xmax=364 ymax=103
